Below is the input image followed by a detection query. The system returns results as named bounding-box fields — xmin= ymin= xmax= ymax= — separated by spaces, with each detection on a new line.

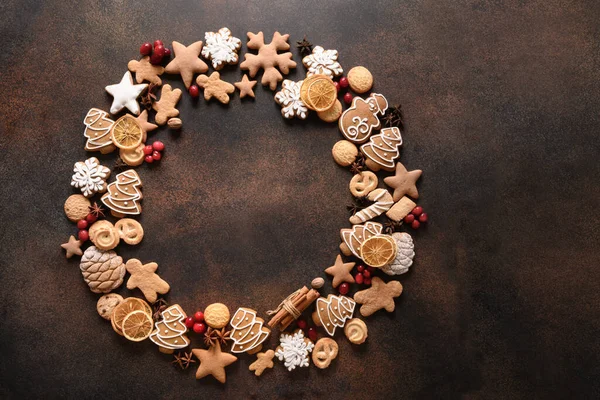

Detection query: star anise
xmin=382 ymin=104 xmax=404 ymax=129
xmin=382 ymin=112 xmax=397 ymax=128
xmin=347 ymin=195 xmax=370 ymax=215
xmin=113 ymin=157 xmax=128 ymax=171
xmin=88 ymin=202 xmax=105 ymax=218
xmin=172 ymin=351 xmax=196 ymax=370
xmin=203 ymin=327 xmax=231 ymax=347
xmin=384 ymin=220 xmax=403 ymax=235
xmin=296 ymin=36 xmax=313 ymax=56
xmin=152 ymin=298 xmax=169 ymax=322
xmin=349 ymin=153 xmax=366 ymax=175
xmin=346 ymin=203 xmax=364 ymax=216
xmin=140 ymin=83 xmax=158 ymax=110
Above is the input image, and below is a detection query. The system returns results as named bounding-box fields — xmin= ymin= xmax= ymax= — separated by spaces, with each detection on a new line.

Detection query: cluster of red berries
xmin=354 ymin=265 xmax=374 ymax=286
xmin=296 ymin=318 xmax=318 ymax=342
xmin=334 ymin=76 xmax=355 ymax=105
xmin=184 ymin=310 xmax=207 ymax=334
xmin=76 ymin=212 xmax=100 ymax=242
xmin=405 ymin=206 xmax=428 ymax=229
xmin=143 ymin=141 xmax=165 ymax=164
xmin=139 ymin=40 xmax=171 ymax=65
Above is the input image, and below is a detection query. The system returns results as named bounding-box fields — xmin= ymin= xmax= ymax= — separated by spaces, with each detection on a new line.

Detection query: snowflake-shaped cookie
xmin=275 ymin=330 xmax=314 ymax=371
xmin=302 ymin=46 xmax=343 ymax=78
xmin=71 ymin=157 xmax=111 ymax=198
xmin=201 ymin=27 xmax=242 ymax=70
xmin=274 ymin=79 xmax=308 ymax=119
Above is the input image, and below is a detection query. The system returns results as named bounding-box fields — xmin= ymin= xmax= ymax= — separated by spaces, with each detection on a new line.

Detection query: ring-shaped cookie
xmin=312 ymin=337 xmax=339 ymax=369
xmin=89 ymin=220 xmax=120 ymax=250
xmin=349 ymin=171 xmax=378 ymax=197
xmin=115 ymin=218 xmax=144 ymax=245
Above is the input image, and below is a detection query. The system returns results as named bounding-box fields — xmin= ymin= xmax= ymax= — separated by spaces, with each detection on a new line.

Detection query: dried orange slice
xmin=360 ymin=235 xmax=398 ymax=268
xmin=300 ymin=74 xmax=321 ymax=106
xmin=110 ymin=114 xmax=143 ymax=150
xmin=300 ymin=75 xmax=337 ymax=112
xmin=121 ymin=310 xmax=153 ymax=342
xmin=111 ymin=297 xmax=152 ymax=336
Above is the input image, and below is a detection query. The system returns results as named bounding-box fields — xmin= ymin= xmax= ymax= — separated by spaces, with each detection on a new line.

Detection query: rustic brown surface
xmin=1 ymin=0 xmax=599 ymax=398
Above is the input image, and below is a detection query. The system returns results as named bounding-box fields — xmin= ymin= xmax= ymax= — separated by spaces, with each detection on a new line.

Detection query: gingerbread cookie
xmin=274 ymin=79 xmax=308 ymax=119
xmin=275 ymin=330 xmax=314 ymax=371
xmin=135 ymin=109 xmax=158 ymax=139
xmin=353 ymin=277 xmax=403 ymax=317
xmin=204 ymin=303 xmax=230 ymax=329
xmin=234 ymin=74 xmax=257 ymax=99
xmin=80 ymin=246 xmax=125 ymax=293
xmin=383 ymin=161 xmax=422 ymax=201
xmin=313 ymin=294 xmax=356 ymax=336
xmin=192 ymin=342 xmax=237 ymax=383
xmin=361 ymin=127 xmax=403 ymax=172
xmin=201 ymin=27 xmax=242 ymax=70
xmin=89 ymin=220 xmax=120 ymax=251
xmin=105 ymin=71 xmax=147 ymax=115
xmin=96 ymin=293 xmax=124 ymax=320
xmin=385 ymin=196 xmax=417 ymax=222
xmin=240 ymin=32 xmax=297 ymax=90
xmin=196 ymin=72 xmax=235 ymax=104
xmin=152 ymin=84 xmax=181 ymax=125
xmin=230 ymin=308 xmax=270 ymax=353
xmin=61 ymin=235 xmax=82 ymax=258
xmin=312 ymin=338 xmax=339 ymax=369
xmin=149 ymin=304 xmax=191 ymax=353
xmin=339 ymin=93 xmax=388 ymax=144
xmin=125 ymin=258 xmax=170 ymax=303
xmin=339 ymin=221 xmax=383 ymax=258
xmin=71 ymin=157 xmax=111 ymax=198
xmin=64 ymin=194 xmax=91 ymax=222
xmin=164 ymin=41 xmax=209 ymax=88
xmin=347 ymin=66 xmax=373 ymax=94
xmin=83 ymin=108 xmax=115 ymax=154
xmin=128 ymin=56 xmax=165 ymax=85
xmin=302 ymin=46 xmax=343 ymax=78
xmin=101 ymin=169 xmax=143 ymax=217
xmin=349 ymin=188 xmax=394 ymax=224
xmin=344 ymin=318 xmax=368 ymax=344
xmin=324 ymin=255 xmax=355 ymax=288
xmin=249 ymin=350 xmax=275 ymax=376
xmin=115 ymin=218 xmax=144 ymax=245
xmin=349 ymin=171 xmax=378 ymax=197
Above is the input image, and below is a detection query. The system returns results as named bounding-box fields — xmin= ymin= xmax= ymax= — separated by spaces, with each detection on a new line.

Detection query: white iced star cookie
xmin=105 ymin=71 xmax=147 ymax=115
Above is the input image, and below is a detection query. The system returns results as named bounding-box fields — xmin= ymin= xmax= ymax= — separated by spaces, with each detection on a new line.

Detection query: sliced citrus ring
xmin=300 ymin=74 xmax=322 ymax=107
xmin=111 ymin=297 xmax=152 ymax=336
xmin=121 ymin=310 xmax=153 ymax=342
xmin=300 ymin=74 xmax=337 ymax=111
xmin=360 ymin=235 xmax=398 ymax=268
xmin=110 ymin=114 xmax=143 ymax=150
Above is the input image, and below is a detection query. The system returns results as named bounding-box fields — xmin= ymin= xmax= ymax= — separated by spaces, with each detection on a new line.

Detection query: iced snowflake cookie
xmin=275 ymin=329 xmax=314 ymax=371
xmin=302 ymin=46 xmax=343 ymax=78
xmin=71 ymin=157 xmax=111 ymax=198
xmin=201 ymin=27 xmax=242 ymax=70
xmin=274 ymin=79 xmax=308 ymax=119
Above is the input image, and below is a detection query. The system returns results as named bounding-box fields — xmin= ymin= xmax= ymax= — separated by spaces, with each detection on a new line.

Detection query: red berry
xmin=85 ymin=213 xmax=97 ymax=223
xmin=152 ymin=141 xmax=165 ymax=151
xmin=193 ymin=322 xmax=206 ymax=334
xmin=364 ymin=277 xmax=372 ymax=285
xmin=145 ymin=155 xmax=154 ymax=163
xmin=363 ymin=269 xmax=371 ymax=279
xmin=153 ymin=39 xmax=163 ymax=48
xmin=307 ymin=327 xmax=318 ymax=342
xmin=339 ymin=76 xmax=349 ymax=88
xmin=184 ymin=316 xmax=194 ymax=329
xmin=143 ymin=145 xmax=154 ymax=155
xmin=194 ymin=311 xmax=204 ymax=323
xmin=188 ymin=84 xmax=200 ymax=98
xmin=297 ymin=319 xmax=307 ymax=330
xmin=411 ymin=220 xmax=421 ymax=229
xmin=77 ymin=219 xmax=88 ymax=230
xmin=338 ymin=282 xmax=350 ymax=295
xmin=78 ymin=230 xmax=89 ymax=242
xmin=140 ymin=42 xmax=152 ymax=56
xmin=152 ymin=150 xmax=162 ymax=161
xmin=419 ymin=213 xmax=428 ymax=223
xmin=357 ymin=265 xmax=365 ymax=273
xmin=163 ymin=47 xmax=171 ymax=57
xmin=343 ymin=92 xmax=353 ymax=104
xmin=154 ymin=44 xmax=165 ymax=57
xmin=355 ymin=272 xmax=364 ymax=284
xmin=404 ymin=214 xmax=415 ymax=224
xmin=150 ymin=52 xmax=163 ymax=65
xmin=334 ymin=81 xmax=341 ymax=92
xmin=412 ymin=206 xmax=423 ymax=216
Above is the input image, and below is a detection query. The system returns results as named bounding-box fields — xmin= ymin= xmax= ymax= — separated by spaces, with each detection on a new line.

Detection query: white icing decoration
xmin=101 ymin=169 xmax=143 ymax=215
xmin=83 ymin=108 xmax=115 ymax=152
xmin=149 ymin=305 xmax=190 ymax=350
xmin=361 ymin=127 xmax=403 ymax=169
xmin=349 ymin=189 xmax=394 ymax=224
xmin=229 ymin=308 xmax=270 ymax=354
xmin=302 ymin=46 xmax=343 ymax=78
xmin=381 ymin=232 xmax=415 ymax=276
xmin=201 ymin=27 xmax=242 ymax=69
xmin=314 ymin=295 xmax=355 ymax=336
xmin=104 ymin=71 xmax=147 ymax=115
xmin=340 ymin=221 xmax=383 ymax=259
xmin=274 ymin=79 xmax=308 ymax=120
xmin=275 ymin=330 xmax=314 ymax=371
xmin=70 ymin=157 xmax=110 ymax=197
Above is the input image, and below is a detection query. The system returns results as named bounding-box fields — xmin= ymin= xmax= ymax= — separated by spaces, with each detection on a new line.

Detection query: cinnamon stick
xmin=267 ymin=287 xmax=309 ymax=328
xmin=280 ymin=289 xmax=320 ymax=330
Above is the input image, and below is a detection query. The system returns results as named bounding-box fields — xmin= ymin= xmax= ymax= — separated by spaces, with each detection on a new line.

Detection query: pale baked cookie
xmin=239 ymin=32 xmax=296 ymax=90
xmin=274 ymin=79 xmax=308 ymax=119
xmin=302 ymin=46 xmax=343 ymax=78
xmin=344 ymin=318 xmax=368 ymax=344
xmin=105 ymin=71 xmax=147 ymax=115
xmin=89 ymin=220 xmax=120 ymax=251
xmin=386 ymin=196 xmax=417 ymax=222
xmin=347 ymin=66 xmax=373 ymax=94
xmin=204 ymin=303 xmax=230 ymax=328
xmin=115 ymin=218 xmax=144 ymax=245
xmin=318 ymin=99 xmax=342 ymax=123
xmin=196 ymin=72 xmax=235 ymax=104
xmin=96 ymin=293 xmax=124 ymax=320
xmin=64 ymin=194 xmax=91 ymax=222
xmin=349 ymin=171 xmax=378 ymax=197
xmin=312 ymin=338 xmax=339 ymax=369
xmin=125 ymin=258 xmax=170 ymax=303
xmin=332 ymin=140 xmax=358 ymax=167
xmin=164 ymin=41 xmax=209 ymax=88
xmin=201 ymin=27 xmax=242 ymax=70
xmin=119 ymin=143 xmax=146 ymax=167
xmin=71 ymin=157 xmax=111 ymax=198
xmin=61 ymin=235 xmax=82 ymax=258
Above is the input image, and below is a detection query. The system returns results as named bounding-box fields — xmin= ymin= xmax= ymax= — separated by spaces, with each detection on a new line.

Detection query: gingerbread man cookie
xmin=353 ymin=277 xmax=403 ymax=317
xmin=128 ymin=56 xmax=165 ymax=85
xmin=152 ymin=84 xmax=181 ymax=125
xmin=249 ymin=350 xmax=275 ymax=376
xmin=196 ymin=72 xmax=235 ymax=104
xmin=125 ymin=259 xmax=170 ymax=303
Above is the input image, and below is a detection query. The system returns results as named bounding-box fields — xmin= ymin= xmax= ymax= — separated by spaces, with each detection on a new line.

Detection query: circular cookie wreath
xmin=61 ymin=31 xmax=427 ymax=381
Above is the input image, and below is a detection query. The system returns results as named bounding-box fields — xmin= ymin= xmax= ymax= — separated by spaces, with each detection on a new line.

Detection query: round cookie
xmin=204 ymin=303 xmax=230 ymax=328
xmin=347 ymin=66 xmax=373 ymax=94
xmin=317 ymin=99 xmax=342 ymax=123
xmin=89 ymin=220 xmax=120 ymax=251
xmin=332 ymin=140 xmax=358 ymax=167
xmin=64 ymin=194 xmax=91 ymax=222
xmin=349 ymin=171 xmax=378 ymax=197
xmin=312 ymin=337 xmax=339 ymax=369
xmin=344 ymin=318 xmax=368 ymax=344
xmin=119 ymin=144 xmax=145 ymax=167
xmin=97 ymin=293 xmax=124 ymax=320
xmin=115 ymin=218 xmax=144 ymax=245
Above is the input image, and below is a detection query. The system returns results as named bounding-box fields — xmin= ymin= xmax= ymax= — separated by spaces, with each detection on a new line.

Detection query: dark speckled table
xmin=1 ymin=1 xmax=599 ymax=398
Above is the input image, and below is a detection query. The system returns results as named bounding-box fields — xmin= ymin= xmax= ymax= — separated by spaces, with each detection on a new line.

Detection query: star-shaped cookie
xmin=105 ymin=71 xmax=147 ymax=115
xmin=135 ymin=110 xmax=157 ymax=141
xmin=152 ymin=84 xmax=181 ymax=125
xmin=196 ymin=72 xmax=235 ymax=104
xmin=164 ymin=41 xmax=209 ymax=88
xmin=234 ymin=74 xmax=257 ymax=99
xmin=128 ymin=56 xmax=165 ymax=85
xmin=249 ymin=349 xmax=275 ymax=376
xmin=192 ymin=342 xmax=238 ymax=383
xmin=61 ymin=235 xmax=82 ymax=258
xmin=383 ymin=162 xmax=422 ymax=202
xmin=324 ymin=254 xmax=355 ymax=288
xmin=353 ymin=277 xmax=403 ymax=317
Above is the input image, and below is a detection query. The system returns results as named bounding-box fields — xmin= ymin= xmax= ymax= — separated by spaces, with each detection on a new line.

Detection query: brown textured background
xmin=1 ymin=0 xmax=599 ymax=398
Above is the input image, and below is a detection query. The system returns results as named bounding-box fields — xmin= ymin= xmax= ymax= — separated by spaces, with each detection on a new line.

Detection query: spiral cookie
xmin=312 ymin=338 xmax=339 ymax=369
xmin=344 ymin=318 xmax=368 ymax=344
xmin=349 ymin=171 xmax=378 ymax=197
xmin=89 ymin=220 xmax=120 ymax=250
xmin=115 ymin=218 xmax=144 ymax=245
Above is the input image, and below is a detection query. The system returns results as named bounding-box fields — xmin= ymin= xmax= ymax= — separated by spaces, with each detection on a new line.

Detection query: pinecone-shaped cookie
xmin=80 ymin=246 xmax=126 ymax=293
